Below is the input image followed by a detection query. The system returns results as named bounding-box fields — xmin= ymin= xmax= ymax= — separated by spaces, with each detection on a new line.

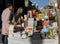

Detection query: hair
xmin=17 ymin=7 xmax=23 ymax=14
xmin=7 ymin=4 xmax=13 ymax=8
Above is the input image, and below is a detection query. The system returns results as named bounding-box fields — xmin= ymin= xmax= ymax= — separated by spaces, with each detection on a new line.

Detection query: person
xmin=14 ymin=7 xmax=23 ymax=24
xmin=36 ymin=12 xmax=40 ymax=19
xmin=13 ymin=7 xmax=24 ymax=36
xmin=43 ymin=19 xmax=50 ymax=28
xmin=48 ymin=8 xmax=55 ymax=26
xmin=1 ymin=4 xmax=13 ymax=44
xmin=41 ymin=26 xmax=49 ymax=39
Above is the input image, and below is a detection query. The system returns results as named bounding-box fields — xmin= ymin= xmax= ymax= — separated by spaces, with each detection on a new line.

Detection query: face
xmin=9 ymin=6 xmax=13 ymax=11
xmin=19 ymin=8 xmax=23 ymax=14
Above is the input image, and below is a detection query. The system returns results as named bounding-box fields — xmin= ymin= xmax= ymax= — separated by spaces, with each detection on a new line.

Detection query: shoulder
xmin=2 ymin=9 xmax=6 ymax=13
xmin=2 ymin=8 xmax=10 ymax=13
xmin=2 ymin=9 xmax=7 ymax=15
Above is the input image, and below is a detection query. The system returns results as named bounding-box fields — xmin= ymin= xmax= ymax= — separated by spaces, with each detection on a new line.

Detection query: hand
xmin=9 ymin=21 xmax=14 ymax=25
xmin=5 ymin=28 xmax=9 ymax=35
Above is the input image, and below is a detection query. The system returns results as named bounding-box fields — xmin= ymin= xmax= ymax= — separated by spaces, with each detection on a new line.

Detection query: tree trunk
xmin=57 ymin=10 xmax=60 ymax=44
xmin=56 ymin=0 xmax=60 ymax=43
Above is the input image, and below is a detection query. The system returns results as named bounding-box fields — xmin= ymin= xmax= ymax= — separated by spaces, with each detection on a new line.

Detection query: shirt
xmin=43 ymin=21 xmax=50 ymax=27
xmin=42 ymin=28 xmax=49 ymax=33
xmin=2 ymin=8 xmax=11 ymax=22
xmin=1 ymin=8 xmax=11 ymax=35
xmin=14 ymin=13 xmax=23 ymax=24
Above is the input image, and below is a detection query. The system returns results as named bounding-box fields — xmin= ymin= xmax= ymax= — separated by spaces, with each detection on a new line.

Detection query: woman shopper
xmin=14 ymin=7 xmax=24 ymax=24
xmin=13 ymin=7 xmax=25 ymax=35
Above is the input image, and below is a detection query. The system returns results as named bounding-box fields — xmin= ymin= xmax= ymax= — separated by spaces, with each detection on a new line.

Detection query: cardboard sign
xmin=28 ymin=18 xmax=34 ymax=27
xmin=28 ymin=28 xmax=33 ymax=31
xmin=28 ymin=21 xmax=34 ymax=27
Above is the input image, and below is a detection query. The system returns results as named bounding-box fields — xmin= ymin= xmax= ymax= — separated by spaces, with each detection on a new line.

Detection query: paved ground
xmin=0 ymin=34 xmax=2 ymax=44
xmin=0 ymin=32 xmax=58 ymax=44
xmin=8 ymin=39 xmax=58 ymax=44
xmin=0 ymin=29 xmax=2 ymax=43
xmin=8 ymin=32 xmax=58 ymax=44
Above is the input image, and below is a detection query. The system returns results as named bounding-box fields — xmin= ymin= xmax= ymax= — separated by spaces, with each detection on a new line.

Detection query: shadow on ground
xmin=29 ymin=32 xmax=43 ymax=44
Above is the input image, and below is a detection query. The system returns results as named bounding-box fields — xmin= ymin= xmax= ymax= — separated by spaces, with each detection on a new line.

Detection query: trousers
xmin=2 ymin=34 xmax=8 ymax=44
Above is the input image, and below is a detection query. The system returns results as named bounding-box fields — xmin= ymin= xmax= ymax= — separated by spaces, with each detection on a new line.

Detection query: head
xmin=58 ymin=5 xmax=60 ymax=9
xmin=17 ymin=7 xmax=23 ymax=14
xmin=7 ymin=4 xmax=13 ymax=11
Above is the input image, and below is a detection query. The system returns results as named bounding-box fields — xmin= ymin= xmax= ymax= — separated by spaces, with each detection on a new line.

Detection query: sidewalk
xmin=0 ymin=38 xmax=58 ymax=44
xmin=0 ymin=29 xmax=58 ymax=44
xmin=0 ymin=34 xmax=2 ymax=43
xmin=8 ymin=38 xmax=58 ymax=44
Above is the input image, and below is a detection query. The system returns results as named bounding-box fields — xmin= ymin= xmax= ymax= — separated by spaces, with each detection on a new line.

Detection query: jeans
xmin=44 ymin=32 xmax=49 ymax=37
xmin=2 ymin=35 xmax=8 ymax=44
xmin=50 ymin=20 xmax=55 ymax=26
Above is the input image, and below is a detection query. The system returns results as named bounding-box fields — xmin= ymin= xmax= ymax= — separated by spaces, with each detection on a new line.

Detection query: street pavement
xmin=8 ymin=32 xmax=58 ymax=44
xmin=0 ymin=32 xmax=58 ymax=44
xmin=8 ymin=38 xmax=58 ymax=44
xmin=0 ymin=34 xmax=2 ymax=44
